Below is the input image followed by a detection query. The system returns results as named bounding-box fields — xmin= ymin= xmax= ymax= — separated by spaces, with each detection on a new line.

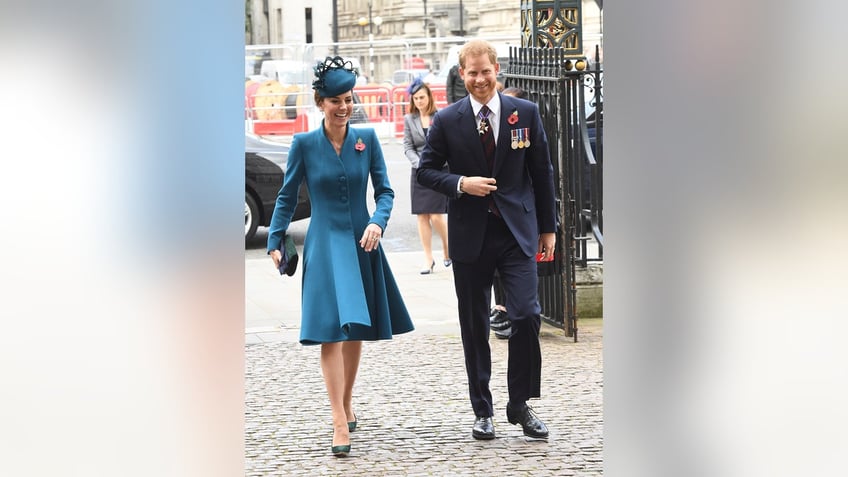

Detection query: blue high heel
xmin=420 ymin=260 xmax=435 ymax=275
xmin=444 ymin=259 xmax=452 ymax=267
xmin=332 ymin=423 xmax=351 ymax=457
xmin=348 ymin=412 xmax=357 ymax=432
xmin=331 ymin=444 xmax=351 ymax=457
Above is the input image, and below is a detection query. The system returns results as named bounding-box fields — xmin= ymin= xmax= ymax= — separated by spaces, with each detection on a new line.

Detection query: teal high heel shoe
xmin=333 ymin=421 xmax=352 ymax=456
xmin=331 ymin=444 xmax=351 ymax=457
xmin=348 ymin=413 xmax=357 ymax=432
xmin=420 ymin=260 xmax=435 ymax=275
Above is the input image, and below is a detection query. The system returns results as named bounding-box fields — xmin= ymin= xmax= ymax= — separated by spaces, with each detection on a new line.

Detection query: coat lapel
xmin=412 ymin=114 xmax=424 ymax=145
xmin=493 ymin=94 xmax=513 ymax=176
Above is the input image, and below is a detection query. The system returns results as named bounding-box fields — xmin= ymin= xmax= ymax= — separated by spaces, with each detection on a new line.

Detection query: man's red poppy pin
xmin=507 ymin=110 xmax=519 ymax=125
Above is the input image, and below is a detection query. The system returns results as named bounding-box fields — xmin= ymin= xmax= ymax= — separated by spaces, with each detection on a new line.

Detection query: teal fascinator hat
xmin=312 ymin=56 xmax=357 ymax=97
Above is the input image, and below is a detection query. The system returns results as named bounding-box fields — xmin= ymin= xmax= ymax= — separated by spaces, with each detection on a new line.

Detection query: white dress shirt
xmin=457 ymin=93 xmax=501 ymax=194
xmin=468 ymin=94 xmax=501 ymax=145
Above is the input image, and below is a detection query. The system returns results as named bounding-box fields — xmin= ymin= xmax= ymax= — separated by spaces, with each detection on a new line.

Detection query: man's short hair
xmin=459 ymin=40 xmax=497 ymax=69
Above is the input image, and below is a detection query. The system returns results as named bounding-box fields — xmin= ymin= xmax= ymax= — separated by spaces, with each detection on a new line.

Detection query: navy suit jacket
xmin=417 ymin=93 xmax=556 ymax=262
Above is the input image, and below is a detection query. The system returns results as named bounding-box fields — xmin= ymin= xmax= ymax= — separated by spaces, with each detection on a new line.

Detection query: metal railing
xmin=503 ymin=45 xmax=603 ymax=340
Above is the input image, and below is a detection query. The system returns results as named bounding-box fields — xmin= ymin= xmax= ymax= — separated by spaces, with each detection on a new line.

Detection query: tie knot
xmin=479 ymin=105 xmax=491 ymax=120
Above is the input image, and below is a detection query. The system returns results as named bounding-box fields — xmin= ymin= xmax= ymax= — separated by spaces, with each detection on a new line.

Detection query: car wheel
xmin=245 ymin=193 xmax=259 ymax=242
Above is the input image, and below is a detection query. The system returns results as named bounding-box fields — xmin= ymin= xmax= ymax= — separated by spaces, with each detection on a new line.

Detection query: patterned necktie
xmin=478 ymin=105 xmax=500 ymax=216
xmin=478 ymin=105 xmax=495 ymax=173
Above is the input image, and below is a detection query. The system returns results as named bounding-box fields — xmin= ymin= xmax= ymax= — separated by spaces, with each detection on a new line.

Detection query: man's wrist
xmin=458 ymin=176 xmax=465 ymax=193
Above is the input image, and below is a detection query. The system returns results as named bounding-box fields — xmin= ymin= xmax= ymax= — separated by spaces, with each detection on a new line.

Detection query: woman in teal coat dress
xmin=267 ymin=57 xmax=414 ymax=457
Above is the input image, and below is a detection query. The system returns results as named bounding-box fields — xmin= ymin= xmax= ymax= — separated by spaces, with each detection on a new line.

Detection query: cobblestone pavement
xmin=245 ymin=320 xmax=603 ymax=476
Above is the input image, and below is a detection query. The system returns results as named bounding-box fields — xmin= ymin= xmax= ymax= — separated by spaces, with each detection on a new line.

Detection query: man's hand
xmin=461 ymin=176 xmax=497 ymax=197
xmin=537 ymin=233 xmax=556 ymax=261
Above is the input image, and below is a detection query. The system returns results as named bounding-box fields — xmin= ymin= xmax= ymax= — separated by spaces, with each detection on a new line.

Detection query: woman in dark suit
xmin=403 ymin=78 xmax=450 ymax=274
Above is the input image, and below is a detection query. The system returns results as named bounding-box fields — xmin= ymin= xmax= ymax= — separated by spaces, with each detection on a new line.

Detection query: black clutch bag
xmin=278 ymin=234 xmax=299 ymax=276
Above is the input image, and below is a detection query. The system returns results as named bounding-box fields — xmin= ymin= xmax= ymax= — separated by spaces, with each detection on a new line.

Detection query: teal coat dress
xmin=267 ymin=124 xmax=414 ymax=345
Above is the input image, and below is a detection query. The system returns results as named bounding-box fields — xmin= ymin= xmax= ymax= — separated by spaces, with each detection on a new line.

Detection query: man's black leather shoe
xmin=506 ymin=402 xmax=549 ymax=439
xmin=472 ymin=416 xmax=495 ymax=440
xmin=490 ymin=309 xmax=511 ymax=339
xmin=489 ymin=309 xmax=510 ymax=330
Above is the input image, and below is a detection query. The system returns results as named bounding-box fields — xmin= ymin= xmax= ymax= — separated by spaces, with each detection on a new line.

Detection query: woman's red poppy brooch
xmin=507 ymin=110 xmax=519 ymax=125
xmin=354 ymin=138 xmax=366 ymax=152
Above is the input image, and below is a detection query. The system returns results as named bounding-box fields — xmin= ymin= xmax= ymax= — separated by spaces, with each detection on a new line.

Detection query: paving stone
xmin=246 ymin=320 xmax=603 ymax=475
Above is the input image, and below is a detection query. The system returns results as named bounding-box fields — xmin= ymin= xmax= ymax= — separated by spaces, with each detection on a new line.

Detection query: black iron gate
xmin=502 ymin=45 xmax=604 ymax=341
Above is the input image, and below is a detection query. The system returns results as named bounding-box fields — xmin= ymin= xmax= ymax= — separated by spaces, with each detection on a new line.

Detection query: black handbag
xmin=278 ymin=234 xmax=299 ymax=276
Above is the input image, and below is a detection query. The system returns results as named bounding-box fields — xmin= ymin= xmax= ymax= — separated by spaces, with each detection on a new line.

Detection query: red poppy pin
xmin=354 ymin=138 xmax=366 ymax=152
xmin=507 ymin=109 xmax=519 ymax=125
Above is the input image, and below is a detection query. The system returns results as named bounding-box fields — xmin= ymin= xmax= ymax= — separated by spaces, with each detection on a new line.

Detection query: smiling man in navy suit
xmin=417 ymin=39 xmax=556 ymax=441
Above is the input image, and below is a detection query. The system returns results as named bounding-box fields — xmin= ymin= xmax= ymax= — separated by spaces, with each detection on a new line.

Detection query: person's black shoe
xmin=472 ymin=416 xmax=496 ymax=440
xmin=490 ymin=309 xmax=510 ymax=330
xmin=506 ymin=402 xmax=549 ymax=439
xmin=490 ymin=309 xmax=511 ymax=339
xmin=489 ymin=307 xmax=507 ymax=320
xmin=489 ymin=311 xmax=511 ymax=331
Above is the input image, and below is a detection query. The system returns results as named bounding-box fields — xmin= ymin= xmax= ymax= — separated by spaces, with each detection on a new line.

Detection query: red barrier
xmin=391 ymin=84 xmax=449 ymax=138
xmin=390 ymin=86 xmax=411 ymax=137
xmin=246 ymin=84 xmax=450 ymax=138
xmin=245 ymin=81 xmax=262 ymax=119
xmin=354 ymin=86 xmax=393 ymax=123
xmin=252 ymin=114 xmax=309 ymax=136
xmin=430 ymin=84 xmax=448 ymax=109
xmin=405 ymin=57 xmax=426 ymax=69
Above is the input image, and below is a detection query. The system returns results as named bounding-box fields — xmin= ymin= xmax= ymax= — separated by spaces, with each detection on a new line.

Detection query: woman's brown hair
xmin=408 ymin=83 xmax=437 ymax=116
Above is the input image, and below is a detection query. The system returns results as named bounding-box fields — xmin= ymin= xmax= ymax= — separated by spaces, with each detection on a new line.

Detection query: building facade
xmin=246 ymin=1 xmax=602 ymax=83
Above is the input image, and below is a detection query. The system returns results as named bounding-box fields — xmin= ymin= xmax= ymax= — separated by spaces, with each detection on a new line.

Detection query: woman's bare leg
xmin=431 ymin=213 xmax=450 ymax=262
xmin=320 ymin=342 xmax=349 ymax=447
xmin=417 ymin=214 xmax=434 ymax=268
xmin=341 ymin=340 xmax=362 ymax=424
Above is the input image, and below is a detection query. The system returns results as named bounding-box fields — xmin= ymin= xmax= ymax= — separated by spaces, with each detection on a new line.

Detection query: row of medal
xmin=511 ymin=128 xmax=531 ymax=149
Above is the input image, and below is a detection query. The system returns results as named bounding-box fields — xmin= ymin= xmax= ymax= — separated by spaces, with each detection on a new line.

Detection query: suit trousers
xmin=452 ymin=213 xmax=543 ymax=417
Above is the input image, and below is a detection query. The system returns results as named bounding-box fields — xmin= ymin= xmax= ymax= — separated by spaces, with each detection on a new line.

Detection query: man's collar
xmin=470 ymin=93 xmax=501 ymax=117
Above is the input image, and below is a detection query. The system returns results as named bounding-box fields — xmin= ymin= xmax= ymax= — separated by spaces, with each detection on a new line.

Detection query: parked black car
xmin=245 ymin=133 xmax=310 ymax=242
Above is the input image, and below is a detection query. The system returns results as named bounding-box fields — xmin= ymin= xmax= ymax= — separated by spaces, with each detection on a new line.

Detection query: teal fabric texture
xmin=267 ymin=125 xmax=414 ymax=345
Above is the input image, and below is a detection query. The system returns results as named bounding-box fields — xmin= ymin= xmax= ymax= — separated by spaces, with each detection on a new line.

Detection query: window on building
xmin=305 ymin=8 xmax=313 ymax=43
xmin=275 ymin=8 xmax=282 ymax=43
